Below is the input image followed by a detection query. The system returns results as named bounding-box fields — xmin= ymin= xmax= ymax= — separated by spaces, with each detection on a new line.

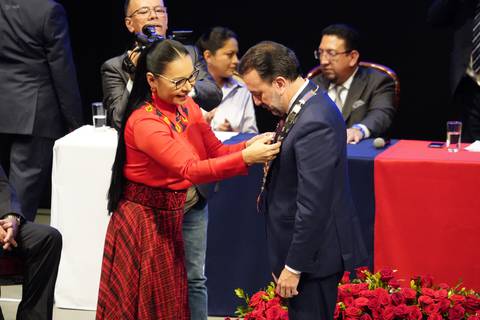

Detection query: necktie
xmin=473 ymin=0 xmax=480 ymax=74
xmin=334 ymin=85 xmax=345 ymax=111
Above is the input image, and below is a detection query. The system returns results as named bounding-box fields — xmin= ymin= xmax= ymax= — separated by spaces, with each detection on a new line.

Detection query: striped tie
xmin=335 ymin=85 xmax=345 ymax=110
xmin=473 ymin=0 xmax=480 ymax=74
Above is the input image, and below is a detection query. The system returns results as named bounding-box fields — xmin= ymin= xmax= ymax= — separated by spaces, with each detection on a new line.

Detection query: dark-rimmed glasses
xmin=154 ymin=69 xmax=199 ymax=89
xmin=127 ymin=6 xmax=167 ymax=18
xmin=314 ymin=49 xmax=352 ymax=60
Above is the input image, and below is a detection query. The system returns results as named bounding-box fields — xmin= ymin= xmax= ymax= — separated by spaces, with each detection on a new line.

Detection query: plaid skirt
xmin=96 ymin=181 xmax=189 ymax=320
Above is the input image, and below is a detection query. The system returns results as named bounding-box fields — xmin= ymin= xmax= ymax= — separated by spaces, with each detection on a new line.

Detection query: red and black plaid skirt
xmin=96 ymin=181 xmax=189 ymax=320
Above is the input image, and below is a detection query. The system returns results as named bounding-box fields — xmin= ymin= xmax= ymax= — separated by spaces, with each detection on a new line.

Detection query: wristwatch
xmin=5 ymin=214 xmax=21 ymax=226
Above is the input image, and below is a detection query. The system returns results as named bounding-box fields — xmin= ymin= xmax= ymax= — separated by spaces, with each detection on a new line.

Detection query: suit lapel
xmin=342 ymin=67 xmax=367 ymax=121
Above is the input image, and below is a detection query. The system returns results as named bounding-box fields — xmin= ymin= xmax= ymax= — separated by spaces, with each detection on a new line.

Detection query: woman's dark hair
xmin=196 ymin=26 xmax=238 ymax=56
xmin=107 ymin=39 xmax=189 ymax=213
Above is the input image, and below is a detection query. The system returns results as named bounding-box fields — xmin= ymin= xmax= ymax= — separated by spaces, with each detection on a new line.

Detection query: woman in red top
xmin=96 ymin=39 xmax=279 ymax=320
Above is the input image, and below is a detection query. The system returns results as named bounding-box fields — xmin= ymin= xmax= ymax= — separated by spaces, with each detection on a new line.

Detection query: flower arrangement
xmin=335 ymin=267 xmax=480 ymax=320
xmin=226 ymin=282 xmax=288 ymax=320
xmin=230 ymin=267 xmax=480 ymax=320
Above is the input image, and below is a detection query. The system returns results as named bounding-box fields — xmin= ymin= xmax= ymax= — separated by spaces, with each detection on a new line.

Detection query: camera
xmin=122 ymin=25 xmax=165 ymax=75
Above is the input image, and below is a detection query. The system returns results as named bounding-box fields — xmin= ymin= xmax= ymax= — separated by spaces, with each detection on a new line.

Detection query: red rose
xmin=354 ymin=297 xmax=369 ymax=308
xmin=359 ymin=313 xmax=373 ymax=320
xmin=334 ymin=303 xmax=340 ymax=319
xmin=388 ymin=278 xmax=401 ymax=289
xmin=424 ymin=303 xmax=440 ymax=315
xmin=345 ymin=306 xmax=363 ymax=318
xmin=375 ymin=288 xmax=391 ymax=306
xmin=401 ymin=288 xmax=417 ymax=301
xmin=421 ymin=288 xmax=436 ymax=298
xmin=355 ymin=267 xmax=370 ymax=281
xmin=448 ymin=304 xmax=465 ymax=320
xmin=465 ymin=295 xmax=480 ymax=313
xmin=437 ymin=298 xmax=451 ymax=313
xmin=344 ymin=296 xmax=355 ymax=306
xmin=394 ymin=304 xmax=410 ymax=318
xmin=379 ymin=268 xmax=395 ymax=282
xmin=382 ymin=306 xmax=395 ymax=320
xmin=450 ymin=294 xmax=466 ymax=305
xmin=418 ymin=295 xmax=434 ymax=305
xmin=249 ymin=291 xmax=267 ymax=307
xmin=467 ymin=316 xmax=480 ymax=320
xmin=414 ymin=274 xmax=434 ymax=288
xmin=427 ymin=313 xmax=443 ymax=320
xmin=408 ymin=306 xmax=423 ymax=320
xmin=367 ymin=297 xmax=380 ymax=311
xmin=341 ymin=271 xmax=351 ymax=284
xmin=266 ymin=297 xmax=281 ymax=309
xmin=391 ymin=292 xmax=406 ymax=306
xmin=434 ymin=289 xmax=448 ymax=299
xmin=265 ymin=304 xmax=287 ymax=320
xmin=438 ymin=283 xmax=450 ymax=290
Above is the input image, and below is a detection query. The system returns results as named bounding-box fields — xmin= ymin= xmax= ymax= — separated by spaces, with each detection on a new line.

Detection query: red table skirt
xmin=374 ymin=140 xmax=480 ymax=289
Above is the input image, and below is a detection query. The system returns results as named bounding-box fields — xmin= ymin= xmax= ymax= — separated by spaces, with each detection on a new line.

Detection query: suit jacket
xmin=428 ymin=0 xmax=477 ymax=95
xmin=261 ymin=80 xmax=365 ymax=279
xmin=101 ymin=45 xmax=222 ymax=129
xmin=0 ymin=165 xmax=23 ymax=220
xmin=312 ymin=66 xmax=396 ymax=137
xmin=0 ymin=0 xmax=83 ymax=139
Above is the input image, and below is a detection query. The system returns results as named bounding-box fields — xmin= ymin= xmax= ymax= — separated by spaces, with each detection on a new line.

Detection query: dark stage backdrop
xmin=58 ymin=0 xmax=452 ymax=140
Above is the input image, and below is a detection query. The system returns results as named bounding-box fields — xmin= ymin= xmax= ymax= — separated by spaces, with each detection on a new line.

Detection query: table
xmin=374 ymin=140 xmax=480 ymax=290
xmin=51 ymin=125 xmax=116 ymax=310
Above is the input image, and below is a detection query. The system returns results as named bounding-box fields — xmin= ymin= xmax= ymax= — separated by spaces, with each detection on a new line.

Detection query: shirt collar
xmin=328 ymin=66 xmax=359 ymax=91
xmin=287 ymin=79 xmax=309 ymax=113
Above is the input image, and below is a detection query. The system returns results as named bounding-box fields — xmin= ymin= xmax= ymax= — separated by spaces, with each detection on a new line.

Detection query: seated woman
xmin=95 ymin=39 xmax=279 ymax=320
xmin=197 ymin=27 xmax=258 ymax=133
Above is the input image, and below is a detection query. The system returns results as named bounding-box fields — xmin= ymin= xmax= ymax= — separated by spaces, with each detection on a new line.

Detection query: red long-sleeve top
xmin=123 ymin=95 xmax=248 ymax=190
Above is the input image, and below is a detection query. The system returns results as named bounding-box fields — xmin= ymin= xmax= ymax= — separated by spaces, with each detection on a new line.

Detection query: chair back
xmin=0 ymin=255 xmax=23 ymax=286
xmin=306 ymin=61 xmax=401 ymax=108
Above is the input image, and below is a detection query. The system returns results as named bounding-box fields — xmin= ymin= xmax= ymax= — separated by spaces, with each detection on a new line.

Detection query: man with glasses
xmin=100 ymin=1 xmax=221 ymax=319
xmin=102 ymin=0 xmax=222 ymax=130
xmin=311 ymin=24 xmax=396 ymax=144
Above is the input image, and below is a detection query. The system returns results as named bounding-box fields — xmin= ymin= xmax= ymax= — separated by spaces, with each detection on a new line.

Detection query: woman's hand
xmin=242 ymin=135 xmax=281 ymax=165
xmin=245 ymin=132 xmax=275 ymax=147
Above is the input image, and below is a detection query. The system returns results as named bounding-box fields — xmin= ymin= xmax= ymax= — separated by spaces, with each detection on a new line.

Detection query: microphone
xmin=373 ymin=137 xmax=391 ymax=149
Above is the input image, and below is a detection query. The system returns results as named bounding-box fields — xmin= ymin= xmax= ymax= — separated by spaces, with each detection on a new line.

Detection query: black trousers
xmin=452 ymin=76 xmax=480 ymax=143
xmin=0 ymin=222 xmax=62 ymax=320
xmin=0 ymin=134 xmax=55 ymax=221
xmin=288 ymin=271 xmax=343 ymax=320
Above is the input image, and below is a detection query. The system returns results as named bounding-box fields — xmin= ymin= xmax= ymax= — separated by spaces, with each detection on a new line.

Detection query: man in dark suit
xmin=102 ymin=0 xmax=222 ymax=130
xmin=0 ymin=0 xmax=83 ymax=221
xmin=0 ymin=165 xmax=62 ymax=320
xmin=239 ymin=41 xmax=365 ymax=320
xmin=428 ymin=0 xmax=480 ymax=142
xmin=311 ymin=24 xmax=396 ymax=144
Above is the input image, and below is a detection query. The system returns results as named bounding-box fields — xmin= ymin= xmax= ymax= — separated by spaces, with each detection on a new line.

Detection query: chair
xmin=306 ymin=61 xmax=401 ymax=108
xmin=0 ymin=255 xmax=23 ymax=305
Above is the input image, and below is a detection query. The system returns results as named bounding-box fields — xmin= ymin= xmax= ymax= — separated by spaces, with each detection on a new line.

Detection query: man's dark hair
xmin=124 ymin=0 xmax=130 ymax=16
xmin=238 ymin=41 xmax=301 ymax=83
xmin=196 ymin=26 xmax=238 ymax=55
xmin=321 ymin=24 xmax=360 ymax=52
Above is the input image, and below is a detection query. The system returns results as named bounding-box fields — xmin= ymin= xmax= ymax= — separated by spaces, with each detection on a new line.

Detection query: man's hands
xmin=0 ymin=216 xmax=19 ymax=250
xmin=347 ymin=127 xmax=364 ymax=144
xmin=273 ymin=268 xmax=300 ymax=298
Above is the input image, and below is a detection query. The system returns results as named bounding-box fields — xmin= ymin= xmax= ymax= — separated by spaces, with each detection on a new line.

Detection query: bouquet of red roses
xmin=335 ymin=267 xmax=480 ymax=320
xmin=227 ymin=282 xmax=288 ymax=320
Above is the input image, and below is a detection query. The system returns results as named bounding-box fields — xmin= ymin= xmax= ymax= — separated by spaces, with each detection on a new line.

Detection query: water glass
xmin=446 ymin=121 xmax=462 ymax=152
xmin=92 ymin=102 xmax=107 ymax=129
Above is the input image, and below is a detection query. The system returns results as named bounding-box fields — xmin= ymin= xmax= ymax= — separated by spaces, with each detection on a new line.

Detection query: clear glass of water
xmin=446 ymin=121 xmax=462 ymax=152
xmin=91 ymin=102 xmax=107 ymax=129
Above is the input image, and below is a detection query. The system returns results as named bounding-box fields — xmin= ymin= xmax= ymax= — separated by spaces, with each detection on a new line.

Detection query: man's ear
xmin=349 ymin=50 xmax=360 ymax=67
xmin=125 ymin=18 xmax=135 ymax=34
xmin=272 ymin=76 xmax=288 ymax=95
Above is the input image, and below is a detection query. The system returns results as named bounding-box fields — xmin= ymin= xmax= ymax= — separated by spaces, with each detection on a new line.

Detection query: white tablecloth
xmin=51 ymin=125 xmax=117 ymax=310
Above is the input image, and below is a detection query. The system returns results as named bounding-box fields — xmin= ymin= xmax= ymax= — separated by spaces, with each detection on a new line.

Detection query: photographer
xmin=101 ymin=0 xmax=222 ymax=130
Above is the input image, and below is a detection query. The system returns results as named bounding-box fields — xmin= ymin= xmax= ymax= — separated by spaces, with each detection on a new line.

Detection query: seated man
xmin=0 ymin=165 xmax=62 ymax=320
xmin=102 ymin=0 xmax=222 ymax=130
xmin=311 ymin=24 xmax=396 ymax=143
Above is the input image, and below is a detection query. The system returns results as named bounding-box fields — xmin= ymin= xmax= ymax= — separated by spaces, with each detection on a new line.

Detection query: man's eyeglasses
xmin=127 ymin=6 xmax=167 ymax=18
xmin=314 ymin=49 xmax=352 ymax=60
xmin=154 ymin=69 xmax=200 ymax=89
